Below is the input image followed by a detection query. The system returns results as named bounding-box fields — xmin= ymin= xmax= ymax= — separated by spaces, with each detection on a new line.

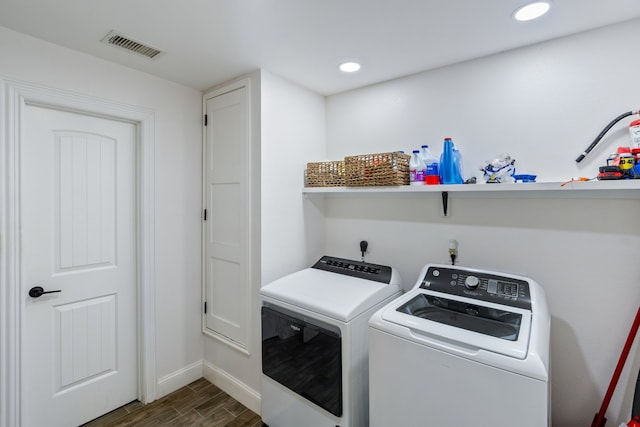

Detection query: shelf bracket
xmin=442 ymin=191 xmax=449 ymax=217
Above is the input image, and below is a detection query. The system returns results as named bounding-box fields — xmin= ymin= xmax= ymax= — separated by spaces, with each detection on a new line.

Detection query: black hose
xmin=575 ymin=111 xmax=636 ymax=163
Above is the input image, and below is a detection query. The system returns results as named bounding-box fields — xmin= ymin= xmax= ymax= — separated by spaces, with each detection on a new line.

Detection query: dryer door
xmin=261 ymin=305 xmax=342 ymax=417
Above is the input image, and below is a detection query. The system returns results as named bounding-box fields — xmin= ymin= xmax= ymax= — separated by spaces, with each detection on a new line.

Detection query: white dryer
xmin=260 ymin=256 xmax=402 ymax=427
xmin=369 ymin=264 xmax=550 ymax=427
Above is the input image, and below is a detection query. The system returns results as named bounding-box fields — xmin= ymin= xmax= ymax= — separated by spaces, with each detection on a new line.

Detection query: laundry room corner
xmin=4 ymin=2 xmax=640 ymax=425
xmin=322 ymin=19 xmax=640 ymax=426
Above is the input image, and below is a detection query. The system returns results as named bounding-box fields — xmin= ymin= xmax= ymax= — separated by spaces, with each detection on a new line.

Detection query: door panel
xmin=56 ymin=132 xmax=117 ymax=271
xmin=21 ymin=105 xmax=138 ymax=427
xmin=54 ymin=295 xmax=117 ymax=392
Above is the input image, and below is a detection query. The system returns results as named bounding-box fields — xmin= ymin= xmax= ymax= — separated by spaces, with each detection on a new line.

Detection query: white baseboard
xmin=203 ymin=360 xmax=261 ymax=415
xmin=156 ymin=360 xmax=204 ymax=399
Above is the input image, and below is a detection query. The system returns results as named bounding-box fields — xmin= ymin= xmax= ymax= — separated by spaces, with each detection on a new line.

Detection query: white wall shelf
xmin=304 ymin=181 xmax=640 ymax=216
xmin=303 ymin=180 xmax=640 ymax=198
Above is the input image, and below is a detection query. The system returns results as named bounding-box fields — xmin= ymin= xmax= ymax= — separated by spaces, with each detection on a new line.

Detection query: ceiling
xmin=1 ymin=0 xmax=640 ymax=96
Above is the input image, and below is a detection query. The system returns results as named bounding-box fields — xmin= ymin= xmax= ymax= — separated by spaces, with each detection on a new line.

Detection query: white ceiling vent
xmin=101 ymin=30 xmax=164 ymax=60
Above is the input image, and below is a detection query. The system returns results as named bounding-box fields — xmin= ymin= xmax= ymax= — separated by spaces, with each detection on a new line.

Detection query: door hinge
xmin=204 ymin=114 xmax=208 ymax=126
xmin=203 ymin=209 xmax=207 ymax=221
xmin=204 ymin=301 xmax=207 ymax=314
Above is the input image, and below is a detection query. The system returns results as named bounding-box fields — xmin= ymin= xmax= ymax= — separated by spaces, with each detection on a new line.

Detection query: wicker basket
xmin=345 ymin=152 xmax=410 ymax=186
xmin=304 ymin=160 xmax=346 ymax=187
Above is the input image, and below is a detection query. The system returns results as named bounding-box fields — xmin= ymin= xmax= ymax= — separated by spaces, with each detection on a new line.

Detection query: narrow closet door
xmin=203 ymin=85 xmax=250 ymax=351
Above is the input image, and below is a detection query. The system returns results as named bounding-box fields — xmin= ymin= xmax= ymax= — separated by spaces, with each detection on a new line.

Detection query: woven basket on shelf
xmin=344 ymin=152 xmax=410 ymax=186
xmin=304 ymin=160 xmax=346 ymax=187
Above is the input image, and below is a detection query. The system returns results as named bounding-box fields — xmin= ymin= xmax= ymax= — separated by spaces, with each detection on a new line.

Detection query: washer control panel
xmin=419 ymin=266 xmax=531 ymax=310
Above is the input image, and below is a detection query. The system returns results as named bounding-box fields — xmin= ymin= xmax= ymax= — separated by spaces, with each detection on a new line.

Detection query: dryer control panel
xmin=419 ymin=266 xmax=532 ymax=310
xmin=312 ymin=256 xmax=393 ymax=284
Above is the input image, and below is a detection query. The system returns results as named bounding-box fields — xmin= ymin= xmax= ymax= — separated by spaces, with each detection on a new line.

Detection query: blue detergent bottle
xmin=439 ymin=137 xmax=463 ymax=184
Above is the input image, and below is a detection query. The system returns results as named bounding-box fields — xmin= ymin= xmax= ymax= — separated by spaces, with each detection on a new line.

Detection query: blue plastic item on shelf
xmin=513 ymin=174 xmax=537 ymax=183
xmin=439 ymin=138 xmax=463 ymax=184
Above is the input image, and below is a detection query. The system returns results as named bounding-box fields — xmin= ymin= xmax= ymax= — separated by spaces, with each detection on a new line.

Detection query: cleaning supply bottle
xmin=630 ymin=119 xmax=640 ymax=149
xmin=439 ymin=137 xmax=463 ymax=184
xmin=420 ymin=145 xmax=439 ymax=185
xmin=410 ymin=150 xmax=425 ymax=185
xmin=453 ymin=143 xmax=463 ymax=180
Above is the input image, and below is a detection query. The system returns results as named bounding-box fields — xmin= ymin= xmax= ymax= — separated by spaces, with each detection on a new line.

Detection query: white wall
xmin=0 ymin=26 xmax=204 ymax=395
xmin=202 ymin=70 xmax=326 ymax=411
xmin=327 ymin=20 xmax=640 ymax=182
xmin=324 ymin=19 xmax=640 ymax=426
xmin=260 ymin=70 xmax=327 ymax=284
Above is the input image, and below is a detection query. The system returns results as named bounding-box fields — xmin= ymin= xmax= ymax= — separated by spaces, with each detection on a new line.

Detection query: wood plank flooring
xmin=81 ymin=378 xmax=262 ymax=427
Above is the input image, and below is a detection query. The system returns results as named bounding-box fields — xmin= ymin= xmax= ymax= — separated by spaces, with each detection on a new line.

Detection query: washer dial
xmin=465 ymin=275 xmax=480 ymax=289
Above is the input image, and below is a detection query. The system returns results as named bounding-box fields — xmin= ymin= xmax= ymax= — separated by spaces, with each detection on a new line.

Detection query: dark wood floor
xmin=81 ymin=378 xmax=262 ymax=427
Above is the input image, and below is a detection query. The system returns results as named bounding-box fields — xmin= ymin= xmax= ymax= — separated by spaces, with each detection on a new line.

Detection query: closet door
xmin=203 ymin=82 xmax=251 ymax=351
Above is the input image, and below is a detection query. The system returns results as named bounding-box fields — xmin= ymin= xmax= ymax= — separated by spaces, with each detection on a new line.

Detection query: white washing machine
xmin=260 ymin=256 xmax=402 ymax=427
xmin=369 ymin=264 xmax=550 ymax=427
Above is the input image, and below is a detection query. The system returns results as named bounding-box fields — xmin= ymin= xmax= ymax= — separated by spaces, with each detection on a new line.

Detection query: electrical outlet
xmin=448 ymin=239 xmax=458 ymax=265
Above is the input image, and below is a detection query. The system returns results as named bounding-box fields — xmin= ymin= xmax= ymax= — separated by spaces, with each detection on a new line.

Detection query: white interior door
xmin=204 ymin=85 xmax=250 ymax=350
xmin=21 ymin=104 xmax=138 ymax=427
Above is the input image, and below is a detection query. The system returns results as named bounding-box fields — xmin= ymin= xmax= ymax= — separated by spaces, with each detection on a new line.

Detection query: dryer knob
xmin=465 ymin=276 xmax=479 ymax=289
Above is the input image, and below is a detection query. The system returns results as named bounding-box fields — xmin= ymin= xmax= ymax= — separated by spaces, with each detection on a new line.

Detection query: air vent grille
xmin=101 ymin=30 xmax=164 ymax=60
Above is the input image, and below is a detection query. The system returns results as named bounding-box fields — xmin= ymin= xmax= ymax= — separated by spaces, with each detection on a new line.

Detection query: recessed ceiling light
xmin=339 ymin=62 xmax=361 ymax=73
xmin=513 ymin=1 xmax=551 ymax=21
